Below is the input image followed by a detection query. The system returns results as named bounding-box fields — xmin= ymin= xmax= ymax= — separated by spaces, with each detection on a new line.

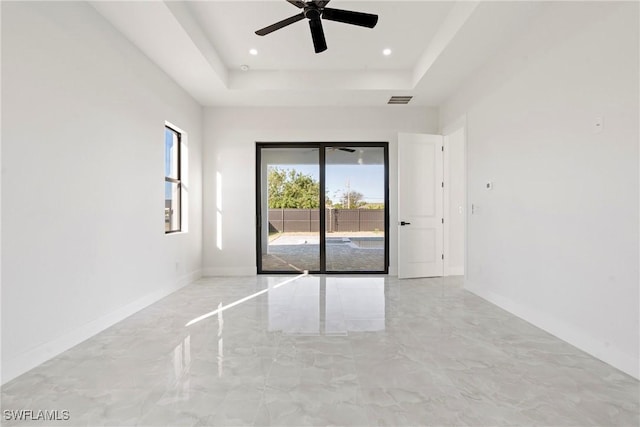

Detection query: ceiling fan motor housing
xmin=304 ymin=7 xmax=321 ymax=20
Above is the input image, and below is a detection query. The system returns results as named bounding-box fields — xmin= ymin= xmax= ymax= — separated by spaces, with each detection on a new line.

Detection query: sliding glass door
xmin=325 ymin=146 xmax=386 ymax=272
xmin=257 ymin=143 xmax=388 ymax=274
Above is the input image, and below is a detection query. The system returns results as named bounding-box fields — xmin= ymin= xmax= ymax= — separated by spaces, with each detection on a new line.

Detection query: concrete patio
xmin=263 ymin=232 xmax=385 ymax=272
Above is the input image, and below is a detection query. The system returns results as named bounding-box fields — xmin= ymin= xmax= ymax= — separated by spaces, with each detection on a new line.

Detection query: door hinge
xmin=441 ymin=254 xmax=444 ymax=260
xmin=441 ymin=218 xmax=444 ymax=224
xmin=441 ymin=182 xmax=444 ymax=188
xmin=441 ymin=146 xmax=444 ymax=152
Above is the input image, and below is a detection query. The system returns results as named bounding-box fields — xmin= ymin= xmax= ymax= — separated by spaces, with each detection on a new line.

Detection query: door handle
xmin=400 ymin=221 xmax=411 ymax=226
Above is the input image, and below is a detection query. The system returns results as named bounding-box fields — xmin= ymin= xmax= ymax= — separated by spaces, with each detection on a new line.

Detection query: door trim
xmin=442 ymin=115 xmax=468 ymax=278
xmin=443 ymin=125 xmax=466 ymax=277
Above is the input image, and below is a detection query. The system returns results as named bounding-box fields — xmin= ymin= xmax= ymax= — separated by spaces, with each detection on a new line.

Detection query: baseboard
xmin=465 ymin=279 xmax=639 ymax=380
xmin=173 ymin=269 xmax=201 ymax=289
xmin=446 ymin=266 xmax=464 ymax=276
xmin=1 ymin=269 xmax=201 ymax=385
xmin=202 ymin=266 xmax=257 ymax=276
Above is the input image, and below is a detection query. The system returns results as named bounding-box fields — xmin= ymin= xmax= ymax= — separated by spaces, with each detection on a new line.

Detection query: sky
xmin=165 ymin=130 xmax=171 ymax=199
xmin=273 ymin=163 xmax=385 ymax=204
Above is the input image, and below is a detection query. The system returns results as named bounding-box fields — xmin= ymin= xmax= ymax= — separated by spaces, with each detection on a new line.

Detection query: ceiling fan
xmin=307 ymin=147 xmax=357 ymax=153
xmin=255 ymin=0 xmax=379 ymax=54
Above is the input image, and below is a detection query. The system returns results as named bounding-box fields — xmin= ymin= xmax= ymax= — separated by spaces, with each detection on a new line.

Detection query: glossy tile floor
xmin=2 ymin=275 xmax=638 ymax=426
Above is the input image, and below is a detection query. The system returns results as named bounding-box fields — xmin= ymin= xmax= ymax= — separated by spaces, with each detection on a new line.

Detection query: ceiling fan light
xmin=383 ymin=48 xmax=392 ymax=56
xmin=249 ymin=48 xmax=258 ymax=56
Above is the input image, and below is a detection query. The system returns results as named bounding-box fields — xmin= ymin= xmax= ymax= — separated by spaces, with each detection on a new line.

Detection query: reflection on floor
xmin=1 ymin=276 xmax=638 ymax=426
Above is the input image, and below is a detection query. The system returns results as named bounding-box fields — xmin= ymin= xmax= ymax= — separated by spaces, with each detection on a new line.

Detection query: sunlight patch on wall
xmin=216 ymin=171 xmax=223 ymax=250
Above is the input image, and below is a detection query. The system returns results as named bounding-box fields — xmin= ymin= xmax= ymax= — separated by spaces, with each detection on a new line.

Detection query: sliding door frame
xmin=256 ymin=142 xmax=389 ymax=275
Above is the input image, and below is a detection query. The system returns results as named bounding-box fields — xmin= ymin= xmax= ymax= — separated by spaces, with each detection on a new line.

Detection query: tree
xmin=361 ymin=202 xmax=385 ymax=210
xmin=268 ymin=167 xmax=320 ymax=208
xmin=324 ymin=191 xmax=334 ymax=208
xmin=334 ymin=190 xmax=365 ymax=209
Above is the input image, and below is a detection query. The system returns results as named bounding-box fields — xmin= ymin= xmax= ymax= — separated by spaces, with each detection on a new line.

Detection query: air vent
xmin=388 ymin=96 xmax=413 ymax=105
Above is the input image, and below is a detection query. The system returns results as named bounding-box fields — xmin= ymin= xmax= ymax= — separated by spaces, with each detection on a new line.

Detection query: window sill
xmin=165 ymin=231 xmax=188 ymax=236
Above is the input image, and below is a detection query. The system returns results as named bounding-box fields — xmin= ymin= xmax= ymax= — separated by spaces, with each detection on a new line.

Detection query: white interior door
xmin=398 ymin=133 xmax=444 ymax=279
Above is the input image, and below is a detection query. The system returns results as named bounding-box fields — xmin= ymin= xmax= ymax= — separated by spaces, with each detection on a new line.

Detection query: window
xmin=165 ymin=126 xmax=181 ymax=233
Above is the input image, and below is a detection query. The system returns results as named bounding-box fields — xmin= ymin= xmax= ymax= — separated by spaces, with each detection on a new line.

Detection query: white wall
xmin=202 ymin=107 xmax=438 ymax=276
xmin=1 ymin=2 xmax=203 ymax=384
xmin=440 ymin=2 xmax=639 ymax=378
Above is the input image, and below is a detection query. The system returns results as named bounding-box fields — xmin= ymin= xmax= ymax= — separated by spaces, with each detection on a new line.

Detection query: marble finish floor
xmin=1 ymin=275 xmax=638 ymax=426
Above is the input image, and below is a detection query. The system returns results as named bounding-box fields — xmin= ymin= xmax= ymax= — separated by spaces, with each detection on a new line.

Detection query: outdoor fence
xmin=268 ymin=208 xmax=384 ymax=233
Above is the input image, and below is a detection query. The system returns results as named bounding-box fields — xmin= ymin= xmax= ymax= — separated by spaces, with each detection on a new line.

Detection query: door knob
xmin=400 ymin=221 xmax=411 ymax=226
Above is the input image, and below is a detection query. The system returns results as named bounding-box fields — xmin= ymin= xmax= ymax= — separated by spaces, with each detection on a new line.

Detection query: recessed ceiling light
xmin=240 ymin=64 xmax=250 ymax=71
xmin=383 ymin=48 xmax=392 ymax=56
xmin=249 ymin=48 xmax=258 ymax=56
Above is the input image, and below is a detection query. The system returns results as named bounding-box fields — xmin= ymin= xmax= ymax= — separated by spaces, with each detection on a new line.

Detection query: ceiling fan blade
xmin=322 ymin=8 xmax=378 ymax=28
xmin=308 ymin=18 xmax=327 ymax=53
xmin=255 ymin=12 xmax=305 ymax=36
xmin=315 ymin=0 xmax=331 ymax=7
xmin=286 ymin=0 xmax=306 ymax=8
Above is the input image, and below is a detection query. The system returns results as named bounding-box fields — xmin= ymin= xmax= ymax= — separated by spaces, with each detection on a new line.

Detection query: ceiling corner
xmin=411 ymin=1 xmax=480 ymax=88
xmin=163 ymin=1 xmax=229 ymax=87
